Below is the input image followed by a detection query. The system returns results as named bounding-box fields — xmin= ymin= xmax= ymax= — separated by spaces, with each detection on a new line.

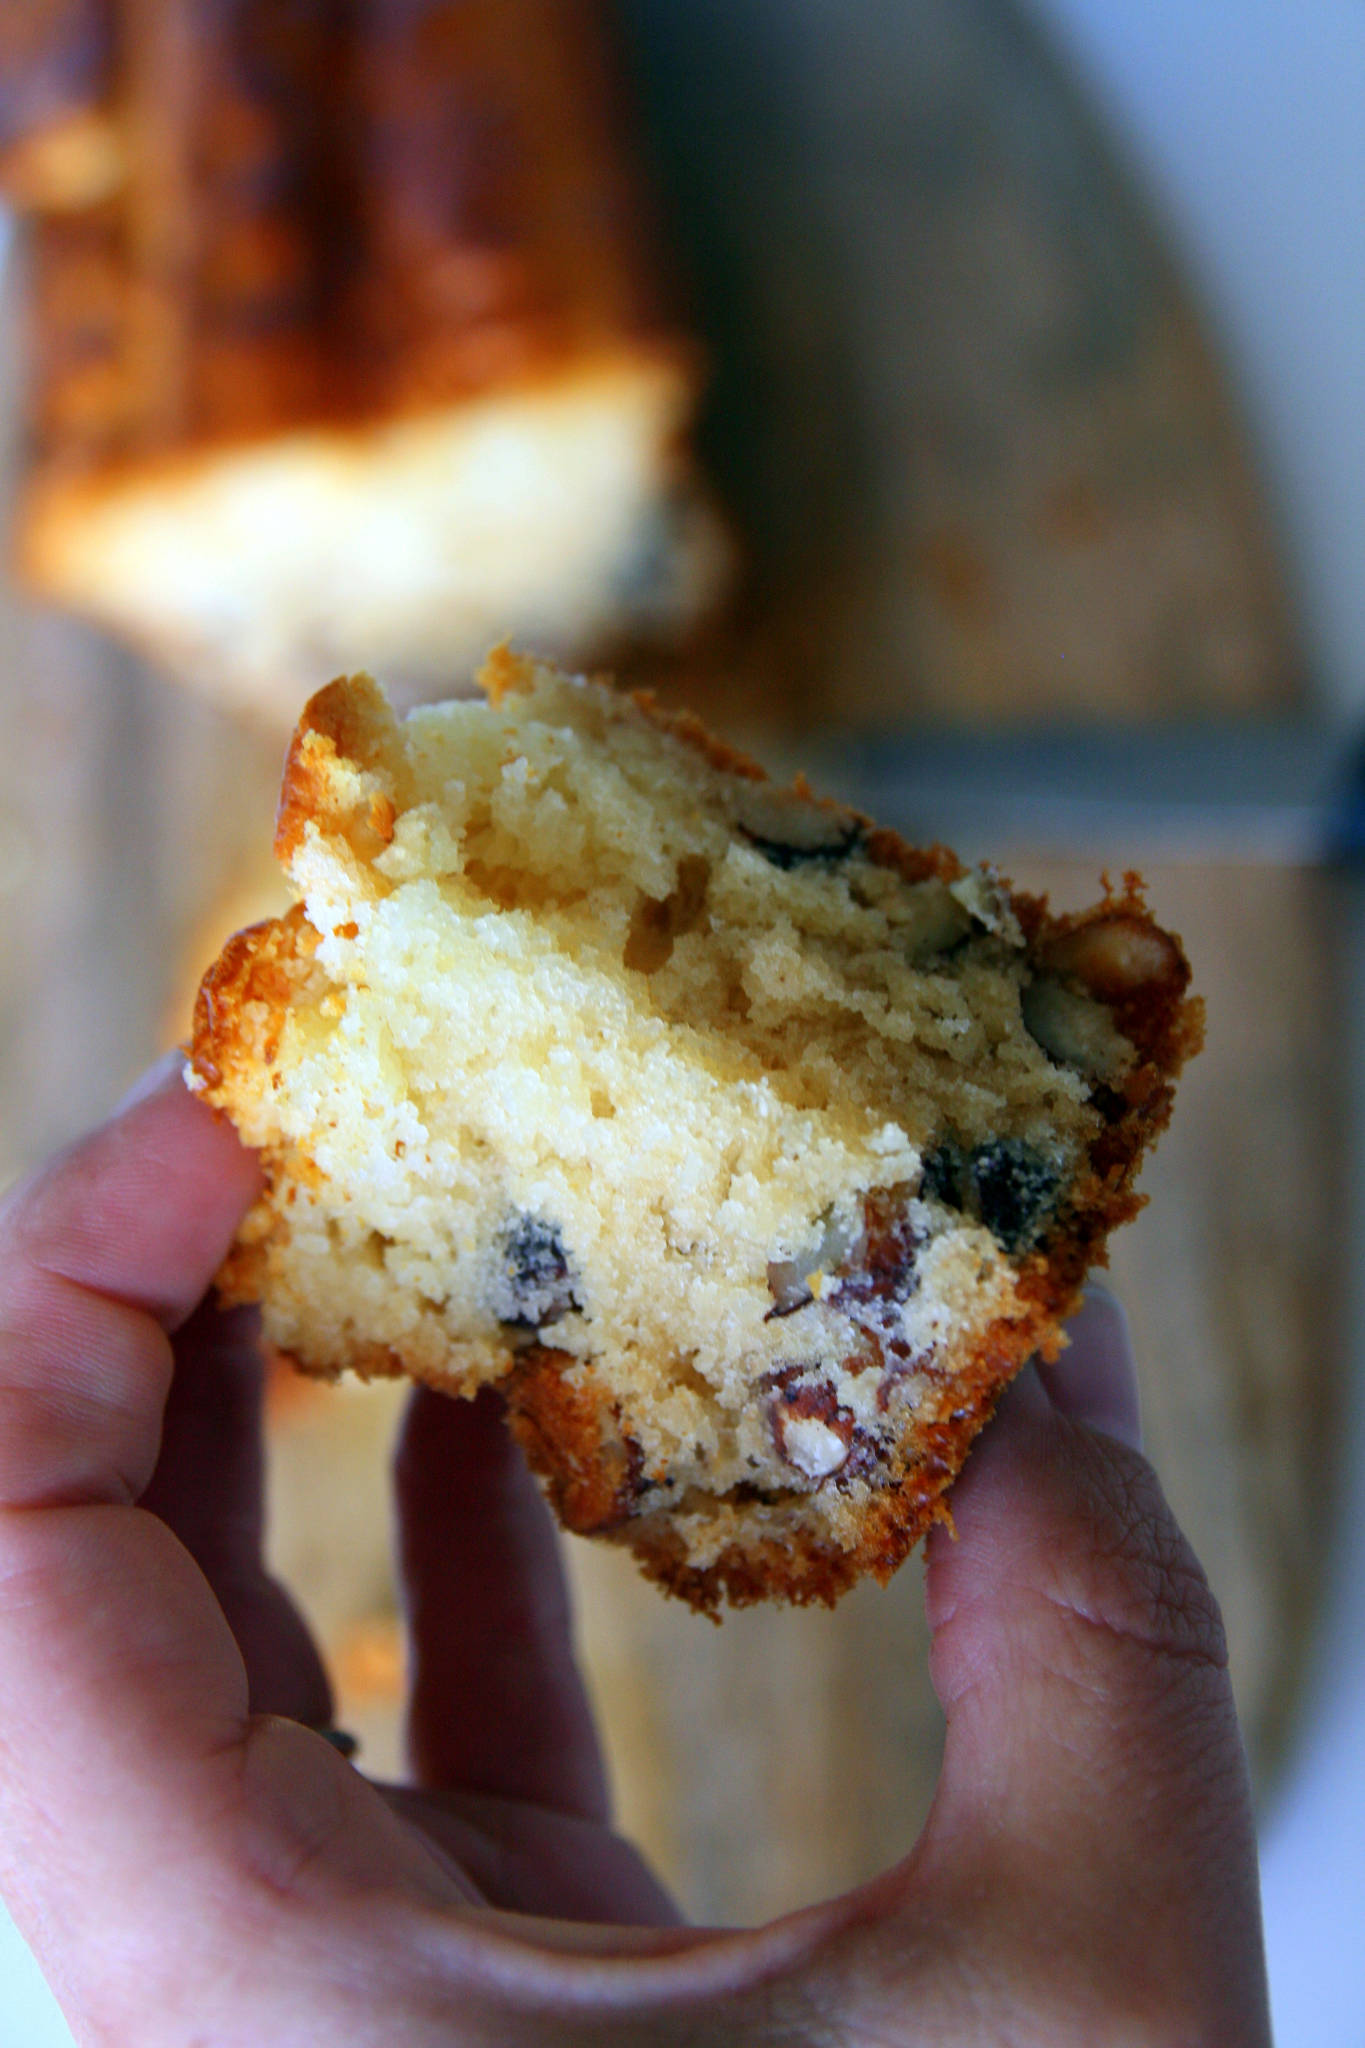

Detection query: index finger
xmin=0 ymin=1066 xmax=477 ymax=2037
xmin=0 ymin=1056 xmax=260 ymax=1510
xmin=0 ymin=1065 xmax=265 ymax=1948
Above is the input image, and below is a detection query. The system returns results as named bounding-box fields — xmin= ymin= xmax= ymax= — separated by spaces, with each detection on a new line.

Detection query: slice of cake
xmin=2 ymin=3 xmax=727 ymax=718
xmin=188 ymin=650 xmax=1201 ymax=1609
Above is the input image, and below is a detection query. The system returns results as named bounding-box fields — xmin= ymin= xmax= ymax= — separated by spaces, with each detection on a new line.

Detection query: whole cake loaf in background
xmin=189 ymin=651 xmax=1202 ymax=1610
xmin=0 ymin=0 xmax=728 ymax=716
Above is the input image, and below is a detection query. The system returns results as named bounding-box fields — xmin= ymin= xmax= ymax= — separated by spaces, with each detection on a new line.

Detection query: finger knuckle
xmin=1058 ymin=1438 xmax=1229 ymax=1677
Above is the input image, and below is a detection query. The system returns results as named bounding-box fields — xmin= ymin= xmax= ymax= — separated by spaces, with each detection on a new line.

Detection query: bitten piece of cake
xmin=188 ymin=651 xmax=1202 ymax=1609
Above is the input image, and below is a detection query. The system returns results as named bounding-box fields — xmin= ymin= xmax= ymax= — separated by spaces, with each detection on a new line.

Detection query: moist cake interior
xmin=191 ymin=651 xmax=1196 ymax=1605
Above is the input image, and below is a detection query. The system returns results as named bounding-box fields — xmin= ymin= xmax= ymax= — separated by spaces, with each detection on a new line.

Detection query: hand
xmin=0 ymin=1061 xmax=1271 ymax=2045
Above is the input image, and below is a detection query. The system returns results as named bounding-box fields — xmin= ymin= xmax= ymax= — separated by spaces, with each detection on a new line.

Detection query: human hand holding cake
xmin=189 ymin=650 xmax=1202 ymax=1608
xmin=0 ymin=1065 xmax=1270 ymax=2041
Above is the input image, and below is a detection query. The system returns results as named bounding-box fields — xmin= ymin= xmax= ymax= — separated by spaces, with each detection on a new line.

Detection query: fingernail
xmin=1037 ymin=1284 xmax=1142 ymax=1450
xmin=113 ymin=1048 xmax=188 ymax=1116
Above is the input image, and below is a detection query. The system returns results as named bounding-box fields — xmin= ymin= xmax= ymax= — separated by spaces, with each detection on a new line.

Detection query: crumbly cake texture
xmin=189 ymin=651 xmax=1202 ymax=1611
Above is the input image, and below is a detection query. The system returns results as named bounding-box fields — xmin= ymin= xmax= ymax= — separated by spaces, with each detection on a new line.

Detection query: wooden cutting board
xmin=0 ymin=0 xmax=1329 ymax=1927
xmin=616 ymin=0 xmax=1300 ymax=737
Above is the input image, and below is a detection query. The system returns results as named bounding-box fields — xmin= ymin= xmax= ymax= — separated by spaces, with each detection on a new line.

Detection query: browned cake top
xmin=3 ymin=0 xmax=679 ymax=469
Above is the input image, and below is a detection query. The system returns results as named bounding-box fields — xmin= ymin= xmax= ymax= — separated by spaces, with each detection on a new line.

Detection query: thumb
xmin=917 ymin=1291 xmax=1271 ymax=2042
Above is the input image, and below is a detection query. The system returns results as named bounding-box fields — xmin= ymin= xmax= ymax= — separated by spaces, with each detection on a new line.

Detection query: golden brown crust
xmin=628 ymin=679 xmax=969 ymax=890
xmin=190 ymin=902 xmax=316 ymax=1087
xmin=625 ymin=687 xmax=770 ymax=786
xmin=503 ymin=1348 xmax=646 ymax=1536
xmin=274 ymin=672 xmax=398 ymax=861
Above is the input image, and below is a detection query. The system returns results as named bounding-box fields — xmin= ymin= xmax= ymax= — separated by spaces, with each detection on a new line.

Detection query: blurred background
xmin=0 ymin=1 xmax=1362 ymax=2039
